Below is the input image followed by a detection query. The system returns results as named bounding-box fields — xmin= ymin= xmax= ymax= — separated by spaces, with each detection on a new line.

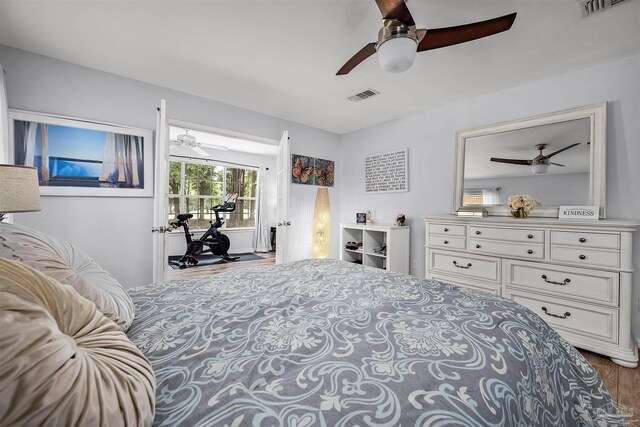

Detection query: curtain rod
xmin=170 ymin=154 xmax=260 ymax=170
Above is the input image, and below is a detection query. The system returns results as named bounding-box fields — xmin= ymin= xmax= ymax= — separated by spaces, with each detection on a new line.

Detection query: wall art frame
xmin=8 ymin=109 xmax=153 ymax=197
xmin=364 ymin=148 xmax=408 ymax=193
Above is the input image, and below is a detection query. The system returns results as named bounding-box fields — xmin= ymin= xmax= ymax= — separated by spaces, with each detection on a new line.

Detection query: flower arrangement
xmin=508 ymin=195 xmax=540 ymax=218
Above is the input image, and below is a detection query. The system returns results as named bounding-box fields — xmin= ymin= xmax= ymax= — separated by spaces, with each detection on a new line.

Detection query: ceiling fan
xmin=171 ymin=130 xmax=209 ymax=157
xmin=490 ymin=143 xmax=581 ymax=175
xmin=337 ymin=0 xmax=517 ymax=75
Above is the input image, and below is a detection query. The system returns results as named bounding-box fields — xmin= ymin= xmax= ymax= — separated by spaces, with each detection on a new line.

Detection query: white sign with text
xmin=558 ymin=206 xmax=599 ymax=220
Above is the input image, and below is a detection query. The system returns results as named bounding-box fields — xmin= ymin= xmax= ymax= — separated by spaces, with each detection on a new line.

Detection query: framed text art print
xmin=364 ymin=148 xmax=408 ymax=193
xmin=9 ymin=110 xmax=153 ymax=197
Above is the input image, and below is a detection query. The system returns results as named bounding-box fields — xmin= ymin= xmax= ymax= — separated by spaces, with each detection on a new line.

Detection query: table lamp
xmin=0 ymin=164 xmax=41 ymax=221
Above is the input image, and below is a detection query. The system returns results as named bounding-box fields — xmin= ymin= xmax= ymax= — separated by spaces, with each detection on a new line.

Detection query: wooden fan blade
xmin=375 ymin=0 xmax=415 ymax=26
xmin=546 ymin=142 xmax=580 ymax=158
xmin=490 ymin=157 xmax=531 ymax=166
xmin=336 ymin=43 xmax=377 ymax=75
xmin=550 ymin=162 xmax=566 ymax=167
xmin=418 ymin=12 xmax=517 ymax=52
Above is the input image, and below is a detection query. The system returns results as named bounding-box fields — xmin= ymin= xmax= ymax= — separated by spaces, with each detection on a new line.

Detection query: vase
xmin=510 ymin=209 xmax=529 ymax=218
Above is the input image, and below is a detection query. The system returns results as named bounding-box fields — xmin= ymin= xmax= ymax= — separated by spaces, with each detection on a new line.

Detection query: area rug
xmin=168 ymin=253 xmax=265 ymax=269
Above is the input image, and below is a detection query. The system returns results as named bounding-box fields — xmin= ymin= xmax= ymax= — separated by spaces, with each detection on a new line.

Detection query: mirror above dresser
xmin=452 ymin=102 xmax=607 ymax=218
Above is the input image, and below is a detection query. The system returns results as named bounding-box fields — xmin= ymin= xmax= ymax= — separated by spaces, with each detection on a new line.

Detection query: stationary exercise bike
xmin=169 ymin=193 xmax=240 ymax=268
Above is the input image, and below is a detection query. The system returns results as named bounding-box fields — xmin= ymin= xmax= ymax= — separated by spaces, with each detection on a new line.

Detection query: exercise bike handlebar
xmin=210 ymin=192 xmax=239 ymax=213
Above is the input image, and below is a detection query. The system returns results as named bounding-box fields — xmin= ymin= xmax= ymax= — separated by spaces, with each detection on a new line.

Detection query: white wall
xmin=465 ymin=172 xmax=589 ymax=206
xmin=0 ymin=45 xmax=341 ymax=287
xmin=338 ymin=54 xmax=640 ymax=338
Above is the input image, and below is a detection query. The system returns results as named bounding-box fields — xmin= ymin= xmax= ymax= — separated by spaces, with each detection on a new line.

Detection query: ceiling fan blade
xmin=336 ymin=42 xmax=377 ymax=75
xmin=546 ymin=142 xmax=580 ymax=158
xmin=375 ymin=0 xmax=415 ymax=26
xmin=550 ymin=162 xmax=565 ymax=167
xmin=490 ymin=157 xmax=531 ymax=166
xmin=417 ymin=12 xmax=517 ymax=52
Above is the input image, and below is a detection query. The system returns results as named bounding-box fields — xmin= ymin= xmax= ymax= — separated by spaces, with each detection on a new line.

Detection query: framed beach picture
xmin=9 ymin=110 xmax=153 ymax=197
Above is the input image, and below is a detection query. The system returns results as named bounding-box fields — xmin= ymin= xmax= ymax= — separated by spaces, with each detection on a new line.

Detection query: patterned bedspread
xmin=127 ymin=259 xmax=624 ymax=426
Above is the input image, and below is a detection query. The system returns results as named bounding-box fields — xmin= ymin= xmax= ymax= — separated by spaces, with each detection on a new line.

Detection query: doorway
xmin=163 ymin=122 xmax=278 ymax=280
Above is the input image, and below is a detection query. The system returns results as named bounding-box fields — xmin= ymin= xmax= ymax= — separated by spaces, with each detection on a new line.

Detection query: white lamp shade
xmin=377 ymin=36 xmax=417 ymax=73
xmin=0 ymin=165 xmax=41 ymax=213
xmin=530 ymin=163 xmax=550 ymax=175
xmin=312 ymin=187 xmax=330 ymax=259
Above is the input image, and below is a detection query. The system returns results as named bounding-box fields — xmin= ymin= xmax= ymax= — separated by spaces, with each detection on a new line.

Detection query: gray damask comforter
xmin=127 ymin=259 xmax=624 ymax=426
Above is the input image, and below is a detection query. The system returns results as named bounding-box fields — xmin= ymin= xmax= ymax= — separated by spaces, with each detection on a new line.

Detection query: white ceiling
xmin=169 ymin=126 xmax=277 ymax=156
xmin=0 ymin=0 xmax=638 ymax=134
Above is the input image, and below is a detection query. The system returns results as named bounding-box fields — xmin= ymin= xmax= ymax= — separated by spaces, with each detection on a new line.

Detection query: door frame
xmin=152 ymin=116 xmax=282 ymax=279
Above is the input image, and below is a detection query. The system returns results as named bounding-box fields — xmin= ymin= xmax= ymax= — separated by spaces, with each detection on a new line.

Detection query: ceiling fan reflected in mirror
xmin=490 ymin=143 xmax=581 ymax=175
xmin=337 ymin=0 xmax=517 ymax=75
xmin=171 ymin=130 xmax=210 ymax=157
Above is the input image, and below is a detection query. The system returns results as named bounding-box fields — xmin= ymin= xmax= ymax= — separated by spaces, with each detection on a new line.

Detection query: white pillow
xmin=0 ymin=258 xmax=155 ymax=426
xmin=0 ymin=222 xmax=135 ymax=331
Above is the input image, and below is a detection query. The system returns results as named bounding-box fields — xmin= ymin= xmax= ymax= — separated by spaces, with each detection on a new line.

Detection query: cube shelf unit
xmin=340 ymin=223 xmax=410 ymax=274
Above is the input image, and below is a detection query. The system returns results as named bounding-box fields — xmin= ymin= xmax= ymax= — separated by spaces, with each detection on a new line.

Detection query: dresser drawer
xmin=429 ymin=251 xmax=500 ymax=283
xmin=505 ymin=260 xmax=619 ymax=306
xmin=469 ymin=238 xmax=544 ymax=260
xmin=470 ymin=226 xmax=544 ymax=243
xmin=428 ymin=223 xmax=466 ymax=237
xmin=428 ymin=235 xmax=466 ymax=250
xmin=550 ymin=231 xmax=620 ymax=250
xmin=508 ymin=290 xmax=618 ymax=343
xmin=550 ymin=246 xmax=620 ymax=268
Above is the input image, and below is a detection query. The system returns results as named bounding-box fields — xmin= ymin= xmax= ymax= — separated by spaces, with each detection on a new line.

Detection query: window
xmin=168 ymin=159 xmax=258 ymax=230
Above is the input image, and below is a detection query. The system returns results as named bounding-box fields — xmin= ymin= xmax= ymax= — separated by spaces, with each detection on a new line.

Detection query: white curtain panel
xmin=0 ymin=65 xmax=8 ymax=163
xmin=253 ymin=169 xmax=271 ymax=252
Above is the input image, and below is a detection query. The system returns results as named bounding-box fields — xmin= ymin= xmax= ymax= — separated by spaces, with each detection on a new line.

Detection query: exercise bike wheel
xmin=210 ymin=234 xmax=231 ymax=256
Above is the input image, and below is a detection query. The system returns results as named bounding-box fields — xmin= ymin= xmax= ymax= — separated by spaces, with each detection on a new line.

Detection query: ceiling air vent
xmin=579 ymin=0 xmax=631 ymax=17
xmin=348 ymin=89 xmax=380 ymax=102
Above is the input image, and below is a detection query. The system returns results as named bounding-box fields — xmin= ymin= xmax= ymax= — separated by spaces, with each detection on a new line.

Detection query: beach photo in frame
xmin=9 ymin=110 xmax=153 ymax=197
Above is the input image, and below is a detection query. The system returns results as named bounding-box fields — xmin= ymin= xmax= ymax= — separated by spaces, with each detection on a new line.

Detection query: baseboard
xmin=229 ymin=248 xmax=255 ymax=254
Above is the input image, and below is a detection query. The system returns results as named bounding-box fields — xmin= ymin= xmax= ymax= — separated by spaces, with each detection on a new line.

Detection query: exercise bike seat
xmin=176 ymin=213 xmax=193 ymax=221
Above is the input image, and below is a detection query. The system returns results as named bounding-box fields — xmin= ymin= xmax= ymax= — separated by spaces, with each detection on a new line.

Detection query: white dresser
xmin=424 ymin=215 xmax=638 ymax=367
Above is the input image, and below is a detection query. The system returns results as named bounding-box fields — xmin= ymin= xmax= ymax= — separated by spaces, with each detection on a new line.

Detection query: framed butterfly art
xmin=291 ymin=154 xmax=314 ymax=185
xmin=291 ymin=154 xmax=335 ymax=187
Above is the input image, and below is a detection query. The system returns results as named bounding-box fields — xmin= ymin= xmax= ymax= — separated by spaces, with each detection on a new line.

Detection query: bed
xmin=0 ymin=223 xmax=626 ymax=426
xmin=126 ymin=258 xmax=624 ymax=426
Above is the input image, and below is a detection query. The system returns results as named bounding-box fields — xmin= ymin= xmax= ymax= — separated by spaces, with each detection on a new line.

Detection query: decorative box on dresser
xmin=424 ymin=215 xmax=638 ymax=368
xmin=340 ymin=223 xmax=410 ymax=274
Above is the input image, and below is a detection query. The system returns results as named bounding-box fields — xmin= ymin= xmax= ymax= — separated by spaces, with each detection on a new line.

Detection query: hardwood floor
xmin=167 ymin=251 xmax=276 ymax=280
xmin=579 ymin=349 xmax=640 ymax=425
xmin=168 ymin=258 xmax=638 ymax=422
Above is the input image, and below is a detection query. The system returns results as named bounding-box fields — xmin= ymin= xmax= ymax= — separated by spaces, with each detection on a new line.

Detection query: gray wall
xmin=338 ymin=54 xmax=640 ymax=337
xmin=0 ymin=45 xmax=341 ymax=287
xmin=465 ymin=172 xmax=589 ymax=206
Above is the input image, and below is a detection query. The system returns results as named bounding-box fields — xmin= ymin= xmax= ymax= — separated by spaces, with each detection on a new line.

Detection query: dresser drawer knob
xmin=527 ymin=234 xmax=534 ymax=239
xmin=444 ymin=228 xmax=449 ymax=232
xmin=579 ymin=254 xmax=586 ymax=260
xmin=541 ymin=275 xmax=571 ymax=286
xmin=579 ymin=237 xmax=586 ymax=243
xmin=444 ymin=240 xmax=449 ymax=244
xmin=527 ymin=249 xmax=534 ymax=254
xmin=475 ymin=230 xmax=481 ymax=235
xmin=453 ymin=261 xmax=472 ymax=269
xmin=475 ymin=244 xmax=481 ymax=249
xmin=541 ymin=306 xmax=571 ymax=319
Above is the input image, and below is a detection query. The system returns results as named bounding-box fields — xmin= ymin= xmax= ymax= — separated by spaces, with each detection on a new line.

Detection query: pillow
xmin=0 ymin=222 xmax=135 ymax=330
xmin=0 ymin=258 xmax=155 ymax=426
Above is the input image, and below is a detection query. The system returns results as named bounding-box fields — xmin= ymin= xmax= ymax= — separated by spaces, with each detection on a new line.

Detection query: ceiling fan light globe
xmin=377 ymin=36 xmax=417 ymax=73
xmin=531 ymin=163 xmax=550 ymax=175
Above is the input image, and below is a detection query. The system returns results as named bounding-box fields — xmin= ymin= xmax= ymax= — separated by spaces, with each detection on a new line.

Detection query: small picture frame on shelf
xmin=356 ymin=212 xmax=367 ymax=224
